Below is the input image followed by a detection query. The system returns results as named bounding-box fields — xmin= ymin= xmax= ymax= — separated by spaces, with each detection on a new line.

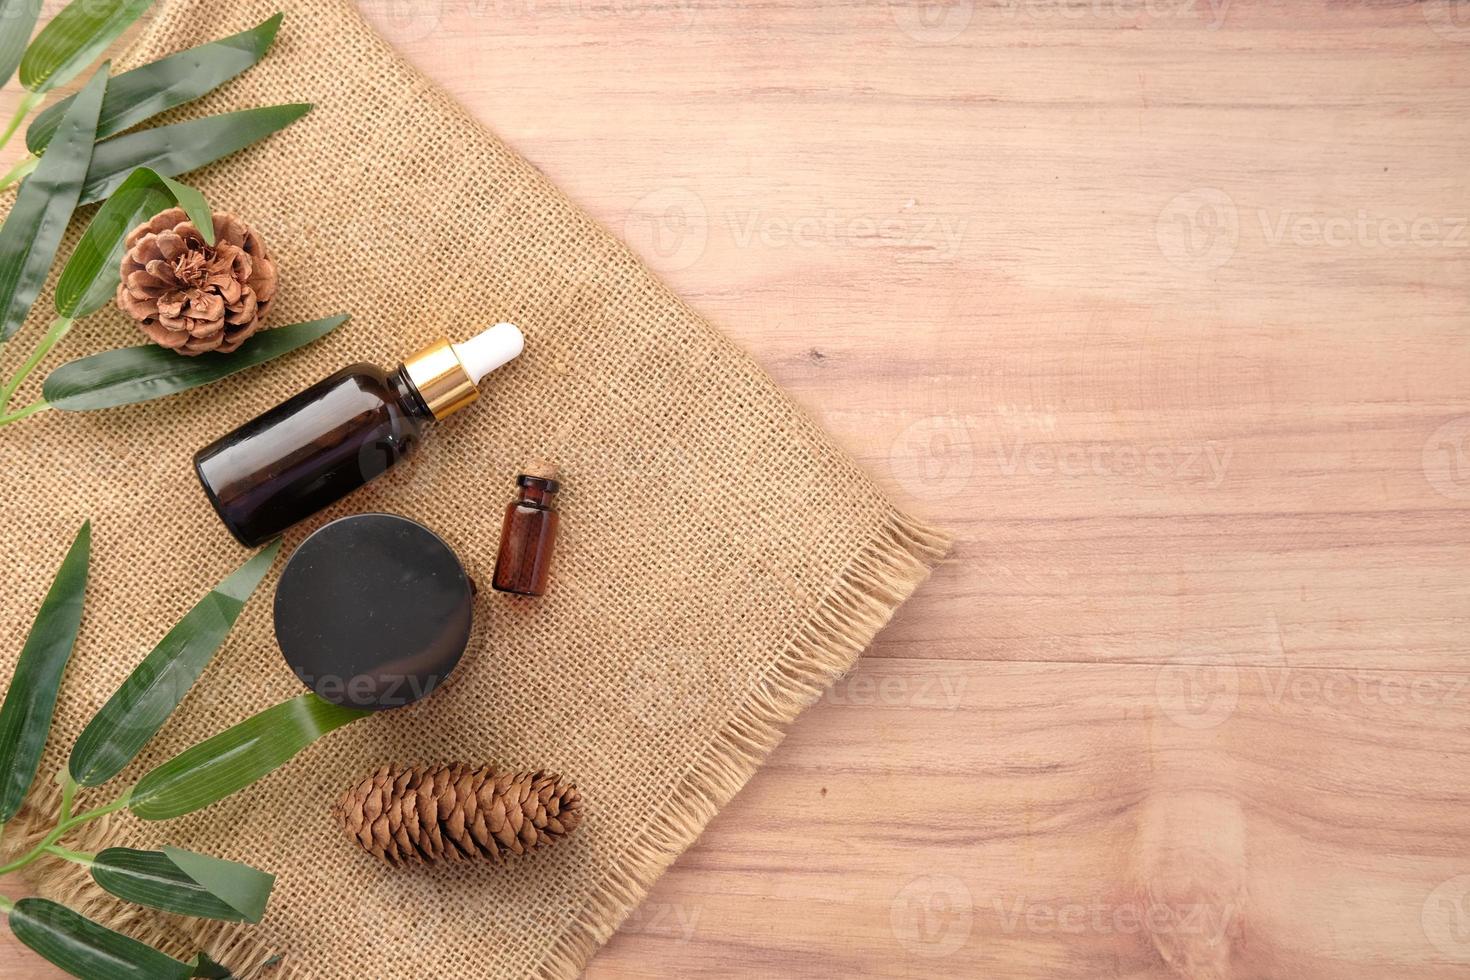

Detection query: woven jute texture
xmin=0 ymin=1 xmax=950 ymax=976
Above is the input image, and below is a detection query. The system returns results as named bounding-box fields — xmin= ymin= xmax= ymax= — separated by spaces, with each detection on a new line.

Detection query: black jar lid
xmin=274 ymin=513 xmax=474 ymax=711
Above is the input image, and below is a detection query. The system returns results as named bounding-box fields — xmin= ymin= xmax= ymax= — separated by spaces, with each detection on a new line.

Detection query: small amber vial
xmin=492 ymin=462 xmax=560 ymax=596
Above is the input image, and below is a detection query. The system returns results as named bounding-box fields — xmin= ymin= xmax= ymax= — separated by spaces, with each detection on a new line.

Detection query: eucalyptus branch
xmin=0 ymin=11 xmax=308 ymax=442
xmin=0 ymin=5 xmax=320 ymax=971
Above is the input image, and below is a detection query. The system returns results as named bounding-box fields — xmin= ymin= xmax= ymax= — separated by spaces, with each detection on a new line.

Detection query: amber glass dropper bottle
xmin=194 ymin=323 xmax=524 ymax=546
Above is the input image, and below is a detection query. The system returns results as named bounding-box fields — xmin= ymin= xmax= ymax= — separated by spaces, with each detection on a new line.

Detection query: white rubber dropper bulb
xmin=453 ymin=322 xmax=525 ymax=384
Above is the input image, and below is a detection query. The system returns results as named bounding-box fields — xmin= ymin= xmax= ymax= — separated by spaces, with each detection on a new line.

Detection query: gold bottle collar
xmin=403 ymin=339 xmax=480 ymax=420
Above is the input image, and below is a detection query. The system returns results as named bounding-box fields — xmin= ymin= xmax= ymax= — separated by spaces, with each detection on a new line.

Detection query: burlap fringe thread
xmin=0 ymin=510 xmax=948 ymax=978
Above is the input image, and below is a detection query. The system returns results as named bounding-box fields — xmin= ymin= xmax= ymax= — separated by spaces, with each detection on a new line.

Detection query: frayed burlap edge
xmin=7 ymin=508 xmax=949 ymax=977
xmin=534 ymin=509 xmax=950 ymax=979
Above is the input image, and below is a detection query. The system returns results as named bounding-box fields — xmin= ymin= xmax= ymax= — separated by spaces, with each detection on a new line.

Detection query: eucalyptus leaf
xmin=0 ymin=522 xmax=89 ymax=822
xmin=0 ymin=0 xmax=42 ymax=92
xmin=78 ymin=102 xmax=312 ymax=206
xmin=90 ymin=846 xmax=274 ymax=923
xmin=0 ymin=65 xmax=105 ymax=343
xmin=27 ymin=13 xmax=283 ymax=155
xmin=43 ymin=314 xmax=348 ymax=411
xmin=9 ymin=897 xmax=194 ymax=979
xmin=54 ymin=166 xmax=211 ymax=321
xmin=68 ymin=541 xmax=279 ymax=787
xmin=19 ymin=0 xmax=155 ymax=94
xmin=129 ymin=694 xmax=370 ymax=821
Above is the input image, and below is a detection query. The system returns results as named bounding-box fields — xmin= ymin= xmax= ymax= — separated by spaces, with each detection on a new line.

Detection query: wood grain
xmin=3 ymin=0 xmax=1469 ymax=975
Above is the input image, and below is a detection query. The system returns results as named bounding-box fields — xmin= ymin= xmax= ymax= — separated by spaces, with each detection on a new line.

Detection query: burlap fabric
xmin=0 ymin=1 xmax=950 ymax=976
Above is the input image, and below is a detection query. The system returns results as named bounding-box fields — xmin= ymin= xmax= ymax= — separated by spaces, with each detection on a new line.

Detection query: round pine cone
xmin=333 ymin=764 xmax=583 ymax=866
xmin=115 ymin=208 xmax=278 ymax=355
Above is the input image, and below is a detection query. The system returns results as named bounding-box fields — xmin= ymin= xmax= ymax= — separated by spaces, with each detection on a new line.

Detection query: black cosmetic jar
xmin=273 ymin=513 xmax=474 ymax=710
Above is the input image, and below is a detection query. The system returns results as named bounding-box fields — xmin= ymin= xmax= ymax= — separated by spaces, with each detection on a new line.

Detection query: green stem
xmin=1 ymin=316 xmax=71 ymax=411
xmin=56 ymin=770 xmax=77 ymax=824
xmin=0 ymin=90 xmax=42 ymax=158
xmin=0 ymin=828 xmax=69 ymax=877
xmin=0 ymin=895 xmax=11 ymax=914
xmin=0 ymin=154 xmax=38 ymax=192
xmin=0 ymin=795 xmax=127 ymax=877
xmin=61 ymin=795 xmax=130 ymax=832
xmin=0 ymin=399 xmax=51 ymax=427
xmin=41 ymin=844 xmax=94 ymax=867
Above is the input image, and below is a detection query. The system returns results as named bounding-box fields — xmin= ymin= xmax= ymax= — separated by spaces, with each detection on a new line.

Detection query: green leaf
xmin=19 ymin=0 xmax=156 ymax=94
xmin=129 ymin=694 xmax=369 ymax=821
xmin=79 ymin=103 xmax=311 ymax=206
xmin=90 ymin=846 xmax=274 ymax=923
xmin=43 ymin=314 xmax=348 ymax=411
xmin=0 ymin=0 xmax=42 ymax=91
xmin=0 ymin=522 xmax=89 ymax=822
xmin=68 ymin=542 xmax=279 ymax=788
xmin=153 ymin=172 xmax=209 ymax=239
xmin=0 ymin=66 xmax=105 ymax=343
xmin=54 ymin=167 xmax=211 ymax=320
xmin=9 ymin=898 xmax=194 ymax=979
xmin=163 ymin=846 xmax=274 ymax=921
xmin=187 ymin=952 xmax=234 ymax=979
xmin=27 ymin=13 xmax=283 ymax=156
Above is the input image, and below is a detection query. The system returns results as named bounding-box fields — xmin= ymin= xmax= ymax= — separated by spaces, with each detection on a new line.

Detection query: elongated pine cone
xmin=333 ymin=764 xmax=583 ymax=865
xmin=115 ymin=208 xmax=277 ymax=355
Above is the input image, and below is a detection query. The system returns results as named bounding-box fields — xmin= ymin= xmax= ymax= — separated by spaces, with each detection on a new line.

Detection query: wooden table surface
xmin=4 ymin=0 xmax=1470 ymax=976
